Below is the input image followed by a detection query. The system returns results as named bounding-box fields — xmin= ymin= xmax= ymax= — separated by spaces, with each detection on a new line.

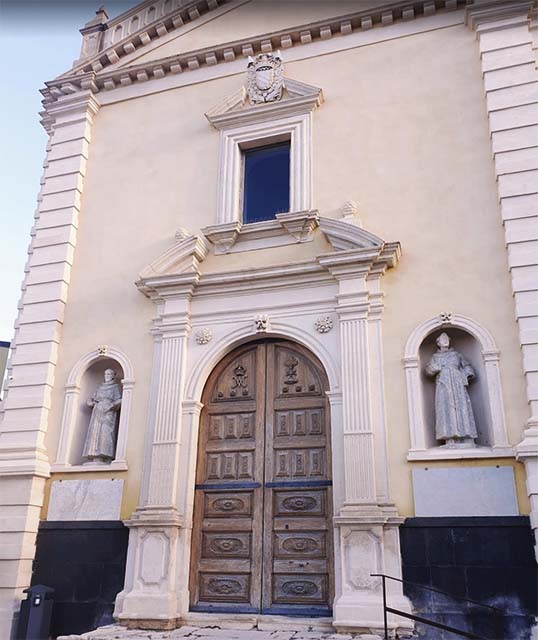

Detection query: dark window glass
xmin=242 ymin=141 xmax=290 ymax=224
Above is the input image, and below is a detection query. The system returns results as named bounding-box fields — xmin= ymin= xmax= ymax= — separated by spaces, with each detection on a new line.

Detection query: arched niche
xmin=404 ymin=315 xmax=513 ymax=460
xmin=52 ymin=347 xmax=134 ymax=473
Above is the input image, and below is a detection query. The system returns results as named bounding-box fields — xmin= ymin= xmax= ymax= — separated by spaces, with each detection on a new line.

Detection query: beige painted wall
xmin=43 ymin=19 xmax=529 ymax=520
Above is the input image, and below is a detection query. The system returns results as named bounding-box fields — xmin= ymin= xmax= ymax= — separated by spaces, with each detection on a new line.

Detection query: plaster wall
xmin=43 ymin=22 xmax=529 ymax=520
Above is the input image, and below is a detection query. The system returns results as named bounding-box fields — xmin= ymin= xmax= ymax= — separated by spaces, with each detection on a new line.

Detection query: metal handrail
xmin=371 ymin=573 xmax=504 ymax=640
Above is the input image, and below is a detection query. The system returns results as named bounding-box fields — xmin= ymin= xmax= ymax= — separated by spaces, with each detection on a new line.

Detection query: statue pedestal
xmin=441 ymin=437 xmax=476 ymax=449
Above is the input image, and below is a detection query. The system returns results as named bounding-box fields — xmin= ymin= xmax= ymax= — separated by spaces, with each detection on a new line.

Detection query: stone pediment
xmin=138 ymin=232 xmax=209 ymax=279
xmin=205 ymin=77 xmax=323 ymax=129
xmin=136 ymin=214 xmax=399 ymax=297
xmin=61 ymin=0 xmax=222 ymax=78
xmin=43 ymin=0 xmax=467 ymax=106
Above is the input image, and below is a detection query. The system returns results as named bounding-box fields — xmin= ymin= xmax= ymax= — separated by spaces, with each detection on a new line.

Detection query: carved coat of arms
xmin=246 ymin=52 xmax=284 ymax=104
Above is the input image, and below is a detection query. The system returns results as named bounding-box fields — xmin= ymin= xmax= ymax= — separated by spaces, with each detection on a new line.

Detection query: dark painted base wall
xmin=31 ymin=521 xmax=128 ymax=638
xmin=400 ymin=516 xmax=538 ymax=640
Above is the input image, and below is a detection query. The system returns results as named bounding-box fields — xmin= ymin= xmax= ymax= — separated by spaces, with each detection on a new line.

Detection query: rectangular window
xmin=242 ymin=141 xmax=290 ymax=224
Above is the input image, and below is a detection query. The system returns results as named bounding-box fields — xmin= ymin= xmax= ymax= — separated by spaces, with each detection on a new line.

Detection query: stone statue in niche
xmin=82 ymin=369 xmax=122 ymax=464
xmin=425 ymin=332 xmax=478 ymax=448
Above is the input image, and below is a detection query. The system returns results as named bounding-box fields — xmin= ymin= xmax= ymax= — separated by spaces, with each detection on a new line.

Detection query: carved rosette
xmin=246 ymin=52 xmax=284 ymax=104
xmin=195 ymin=328 xmax=213 ymax=345
xmin=315 ymin=316 xmax=334 ymax=333
xmin=439 ymin=312 xmax=453 ymax=323
xmin=97 ymin=345 xmax=108 ymax=356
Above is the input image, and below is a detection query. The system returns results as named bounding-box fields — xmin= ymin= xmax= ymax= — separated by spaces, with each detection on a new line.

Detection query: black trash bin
xmin=16 ymin=584 xmax=54 ymax=640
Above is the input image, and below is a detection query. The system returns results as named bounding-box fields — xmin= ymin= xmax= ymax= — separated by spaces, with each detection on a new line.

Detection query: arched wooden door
xmin=189 ymin=339 xmax=333 ymax=617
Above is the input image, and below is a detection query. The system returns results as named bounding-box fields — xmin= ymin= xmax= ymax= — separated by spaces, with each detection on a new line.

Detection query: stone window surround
xmin=404 ymin=314 xmax=513 ymax=461
xmin=214 ymin=111 xmax=313 ymax=226
xmin=52 ymin=346 xmax=135 ymax=473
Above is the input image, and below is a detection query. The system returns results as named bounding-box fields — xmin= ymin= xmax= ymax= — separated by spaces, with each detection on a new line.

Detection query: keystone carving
xmin=255 ymin=315 xmax=269 ymax=332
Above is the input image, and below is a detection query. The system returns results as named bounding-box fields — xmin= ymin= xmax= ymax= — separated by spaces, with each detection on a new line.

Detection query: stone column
xmin=367 ymin=286 xmax=392 ymax=506
xmin=466 ymin=0 xmax=538 ymax=557
xmin=115 ymin=288 xmax=194 ymax=629
xmin=319 ymin=250 xmax=412 ymax=635
xmin=0 ymin=90 xmax=99 ymax=638
xmin=339 ymin=299 xmax=377 ymax=507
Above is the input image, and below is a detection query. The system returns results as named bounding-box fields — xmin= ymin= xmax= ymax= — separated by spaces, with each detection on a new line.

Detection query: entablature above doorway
xmin=135 ymin=214 xmax=401 ymax=302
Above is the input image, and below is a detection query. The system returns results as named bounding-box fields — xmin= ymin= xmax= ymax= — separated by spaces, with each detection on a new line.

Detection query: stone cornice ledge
xmin=202 ymin=210 xmax=320 ymax=254
xmin=0 ymin=447 xmax=50 ymax=478
xmin=137 ymin=216 xmax=400 ymax=298
xmin=41 ymin=0 xmax=468 ymax=115
xmin=465 ymin=0 xmax=535 ymax=30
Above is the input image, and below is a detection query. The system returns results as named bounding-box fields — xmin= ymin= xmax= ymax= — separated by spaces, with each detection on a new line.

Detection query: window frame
xmin=241 ymin=139 xmax=291 ymax=224
xmin=216 ymin=111 xmax=313 ymax=225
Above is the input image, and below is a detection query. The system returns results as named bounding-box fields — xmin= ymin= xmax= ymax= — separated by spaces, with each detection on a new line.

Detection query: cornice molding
xmin=465 ymin=0 xmax=534 ymax=30
xmin=136 ymin=217 xmax=400 ymax=299
xmin=67 ymin=0 xmax=223 ymax=75
xmin=40 ymin=0 xmax=468 ymax=117
xmin=40 ymin=90 xmax=101 ymax=133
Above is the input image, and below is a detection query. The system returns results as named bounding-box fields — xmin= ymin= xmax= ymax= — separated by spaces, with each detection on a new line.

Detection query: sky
xmin=0 ymin=0 xmax=133 ymax=341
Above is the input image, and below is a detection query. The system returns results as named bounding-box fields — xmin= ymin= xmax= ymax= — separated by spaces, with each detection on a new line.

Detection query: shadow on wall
xmin=400 ymin=517 xmax=538 ymax=640
xmin=31 ymin=521 xmax=128 ymax=638
xmin=0 ymin=340 xmax=10 ymax=401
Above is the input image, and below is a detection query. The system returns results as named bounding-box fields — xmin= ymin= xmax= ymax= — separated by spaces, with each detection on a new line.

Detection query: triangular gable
xmin=115 ymin=0 xmax=369 ymax=69
xmin=45 ymin=0 xmax=467 ymax=102
xmin=205 ymin=76 xmax=323 ymax=128
xmin=57 ymin=0 xmax=226 ymax=79
xmin=63 ymin=0 xmax=380 ymax=79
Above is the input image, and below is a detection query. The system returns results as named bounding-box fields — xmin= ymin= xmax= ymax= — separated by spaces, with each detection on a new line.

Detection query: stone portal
xmin=190 ymin=339 xmax=333 ymax=616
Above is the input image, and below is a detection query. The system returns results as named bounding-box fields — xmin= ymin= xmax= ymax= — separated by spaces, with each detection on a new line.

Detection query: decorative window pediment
xmin=136 ymin=216 xmax=399 ymax=297
xmin=205 ymin=60 xmax=323 ymax=231
xmin=205 ymin=76 xmax=323 ymax=129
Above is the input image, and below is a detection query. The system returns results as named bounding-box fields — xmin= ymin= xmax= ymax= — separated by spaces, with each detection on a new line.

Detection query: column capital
xmin=41 ymin=89 xmax=101 ymax=132
xmin=465 ymin=0 xmax=533 ymax=31
xmin=182 ymin=399 xmax=204 ymax=416
xmin=335 ymin=299 xmax=370 ymax=320
xmin=318 ymin=247 xmax=382 ymax=281
xmin=156 ymin=318 xmax=192 ymax=339
xmin=516 ymin=422 xmax=538 ymax=461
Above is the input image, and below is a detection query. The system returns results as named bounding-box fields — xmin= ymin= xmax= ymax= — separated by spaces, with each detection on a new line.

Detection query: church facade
xmin=1 ymin=0 xmax=537 ymax=638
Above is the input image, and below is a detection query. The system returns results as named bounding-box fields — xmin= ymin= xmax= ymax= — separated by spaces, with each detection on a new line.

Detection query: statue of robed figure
xmin=82 ymin=368 xmax=122 ymax=463
xmin=425 ymin=332 xmax=478 ymax=447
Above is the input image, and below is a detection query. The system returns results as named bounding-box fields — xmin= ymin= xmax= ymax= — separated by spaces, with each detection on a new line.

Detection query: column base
xmin=113 ymin=508 xmax=186 ymax=626
xmin=332 ymin=509 xmax=413 ymax=635
xmin=334 ymin=593 xmax=414 ymax=636
xmin=516 ymin=420 xmax=538 ymax=562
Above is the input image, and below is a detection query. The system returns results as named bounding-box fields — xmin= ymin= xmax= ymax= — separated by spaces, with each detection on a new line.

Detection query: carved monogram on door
xmin=190 ymin=340 xmax=333 ymax=615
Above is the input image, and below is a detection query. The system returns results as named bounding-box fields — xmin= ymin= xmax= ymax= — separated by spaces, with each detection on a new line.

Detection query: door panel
xmin=190 ymin=340 xmax=333 ymax=616
xmin=190 ymin=344 xmax=265 ymax=614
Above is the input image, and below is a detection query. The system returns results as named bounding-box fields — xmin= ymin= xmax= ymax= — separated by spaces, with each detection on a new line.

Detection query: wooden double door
xmin=190 ymin=340 xmax=333 ymax=616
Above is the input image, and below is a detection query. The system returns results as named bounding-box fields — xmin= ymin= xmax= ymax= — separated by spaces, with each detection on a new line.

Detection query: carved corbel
xmin=202 ymin=221 xmax=242 ymax=254
xmin=276 ymin=210 xmax=319 ymax=242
